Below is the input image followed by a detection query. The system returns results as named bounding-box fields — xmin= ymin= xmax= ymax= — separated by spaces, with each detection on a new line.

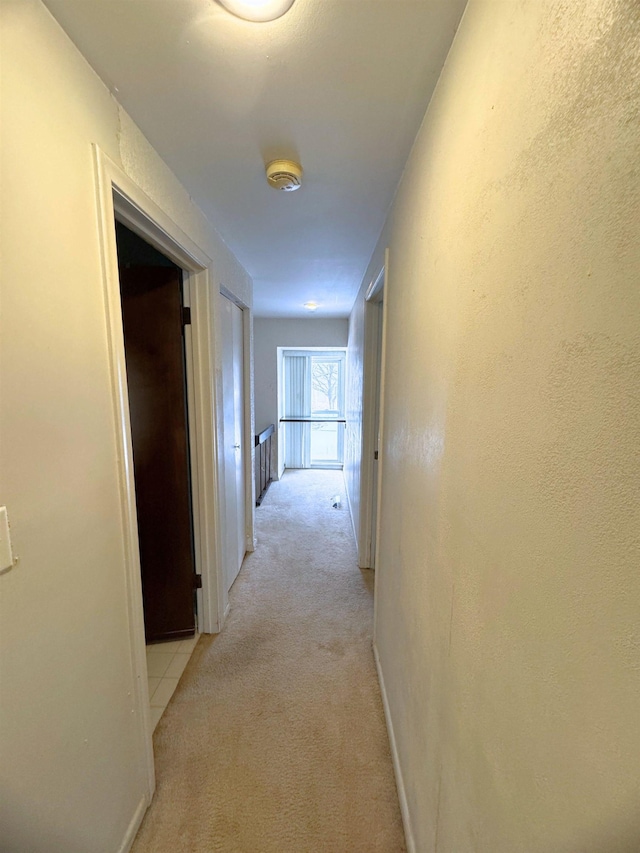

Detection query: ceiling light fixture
xmin=216 ymin=0 xmax=295 ymax=22
xmin=303 ymin=302 xmax=318 ymax=312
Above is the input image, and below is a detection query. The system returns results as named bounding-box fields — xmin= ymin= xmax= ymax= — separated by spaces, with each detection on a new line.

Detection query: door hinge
xmin=193 ymin=574 xmax=202 ymax=589
xmin=374 ymin=450 xmax=379 ymax=460
xmin=182 ymin=306 xmax=192 ymax=326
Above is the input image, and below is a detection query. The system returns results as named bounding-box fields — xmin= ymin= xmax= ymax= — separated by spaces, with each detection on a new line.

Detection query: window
xmin=281 ymin=349 xmax=345 ymax=469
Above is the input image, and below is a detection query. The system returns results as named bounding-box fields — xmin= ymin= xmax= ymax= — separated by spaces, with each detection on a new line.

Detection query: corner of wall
xmin=373 ymin=643 xmax=416 ymax=853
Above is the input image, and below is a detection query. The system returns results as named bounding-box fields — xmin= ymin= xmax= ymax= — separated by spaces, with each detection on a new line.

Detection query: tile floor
xmin=146 ymin=634 xmax=199 ymax=731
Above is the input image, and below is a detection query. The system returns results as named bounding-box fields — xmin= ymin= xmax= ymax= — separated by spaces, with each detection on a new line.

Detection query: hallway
xmin=131 ymin=470 xmax=405 ymax=852
xmin=3 ymin=3 xmax=639 ymax=850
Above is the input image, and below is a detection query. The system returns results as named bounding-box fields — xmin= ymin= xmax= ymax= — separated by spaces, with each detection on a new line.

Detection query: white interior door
xmin=219 ymin=293 xmax=246 ymax=591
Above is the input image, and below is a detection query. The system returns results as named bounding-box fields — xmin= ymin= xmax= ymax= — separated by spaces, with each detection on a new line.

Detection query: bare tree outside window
xmin=311 ymin=360 xmax=339 ymax=413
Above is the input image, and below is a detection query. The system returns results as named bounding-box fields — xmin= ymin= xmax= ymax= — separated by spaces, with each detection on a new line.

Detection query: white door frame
xmin=359 ymin=252 xmax=388 ymax=570
xmin=93 ymin=146 xmax=226 ymax=800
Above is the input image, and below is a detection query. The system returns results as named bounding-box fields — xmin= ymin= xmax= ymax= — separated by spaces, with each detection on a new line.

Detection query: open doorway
xmin=360 ymin=256 xmax=387 ymax=571
xmin=95 ymin=145 xmax=234 ymax=800
xmin=115 ymin=223 xmax=198 ymax=644
xmin=366 ymin=298 xmax=384 ymax=569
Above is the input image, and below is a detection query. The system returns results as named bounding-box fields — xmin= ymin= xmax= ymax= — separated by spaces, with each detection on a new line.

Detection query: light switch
xmin=0 ymin=507 xmax=14 ymax=573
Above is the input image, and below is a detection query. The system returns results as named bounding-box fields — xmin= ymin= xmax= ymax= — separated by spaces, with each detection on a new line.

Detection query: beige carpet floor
xmin=131 ymin=469 xmax=406 ymax=853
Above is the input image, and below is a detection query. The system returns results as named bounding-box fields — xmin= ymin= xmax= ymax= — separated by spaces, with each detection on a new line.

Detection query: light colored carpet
xmin=131 ymin=469 xmax=406 ymax=853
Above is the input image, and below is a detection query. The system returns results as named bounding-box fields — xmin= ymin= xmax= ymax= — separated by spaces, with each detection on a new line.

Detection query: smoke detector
xmin=266 ymin=159 xmax=303 ymax=192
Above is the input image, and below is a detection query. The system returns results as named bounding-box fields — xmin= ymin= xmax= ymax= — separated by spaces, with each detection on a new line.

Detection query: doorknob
xmin=233 ymin=444 xmax=240 ymax=449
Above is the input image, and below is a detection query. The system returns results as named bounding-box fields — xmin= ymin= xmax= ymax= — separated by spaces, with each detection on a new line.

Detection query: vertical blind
xmin=283 ymin=354 xmax=311 ymax=468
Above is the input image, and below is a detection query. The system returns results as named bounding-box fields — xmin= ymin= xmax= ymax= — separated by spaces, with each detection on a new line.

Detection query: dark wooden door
xmin=119 ymin=266 xmax=196 ymax=643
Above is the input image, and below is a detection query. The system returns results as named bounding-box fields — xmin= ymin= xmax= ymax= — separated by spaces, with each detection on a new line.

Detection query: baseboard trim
xmin=117 ymin=794 xmax=148 ymax=853
xmin=342 ymin=470 xmax=359 ymax=553
xmin=374 ymin=643 xmax=416 ymax=853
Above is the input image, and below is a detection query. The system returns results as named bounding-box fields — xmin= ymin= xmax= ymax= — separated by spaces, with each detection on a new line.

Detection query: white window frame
xmin=278 ymin=347 xmax=346 ymax=470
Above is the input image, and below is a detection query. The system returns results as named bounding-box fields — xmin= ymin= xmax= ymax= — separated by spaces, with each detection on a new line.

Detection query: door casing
xmin=94 ymin=146 xmax=228 ymax=805
xmin=360 ymin=254 xmax=389 ymax=572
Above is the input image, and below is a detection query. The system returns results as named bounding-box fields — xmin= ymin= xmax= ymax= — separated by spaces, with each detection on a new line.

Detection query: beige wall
xmin=348 ymin=1 xmax=640 ymax=850
xmin=0 ymin=2 xmax=251 ymax=851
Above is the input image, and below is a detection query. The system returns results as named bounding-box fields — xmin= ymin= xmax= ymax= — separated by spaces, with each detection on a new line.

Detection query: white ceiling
xmin=44 ymin=0 xmax=467 ymax=317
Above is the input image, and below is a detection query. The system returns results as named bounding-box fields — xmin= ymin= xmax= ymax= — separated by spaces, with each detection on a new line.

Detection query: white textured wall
xmin=253 ymin=317 xmax=348 ymax=477
xmin=0 ymin=2 xmax=251 ymax=850
xmin=351 ymin=1 xmax=640 ymax=850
